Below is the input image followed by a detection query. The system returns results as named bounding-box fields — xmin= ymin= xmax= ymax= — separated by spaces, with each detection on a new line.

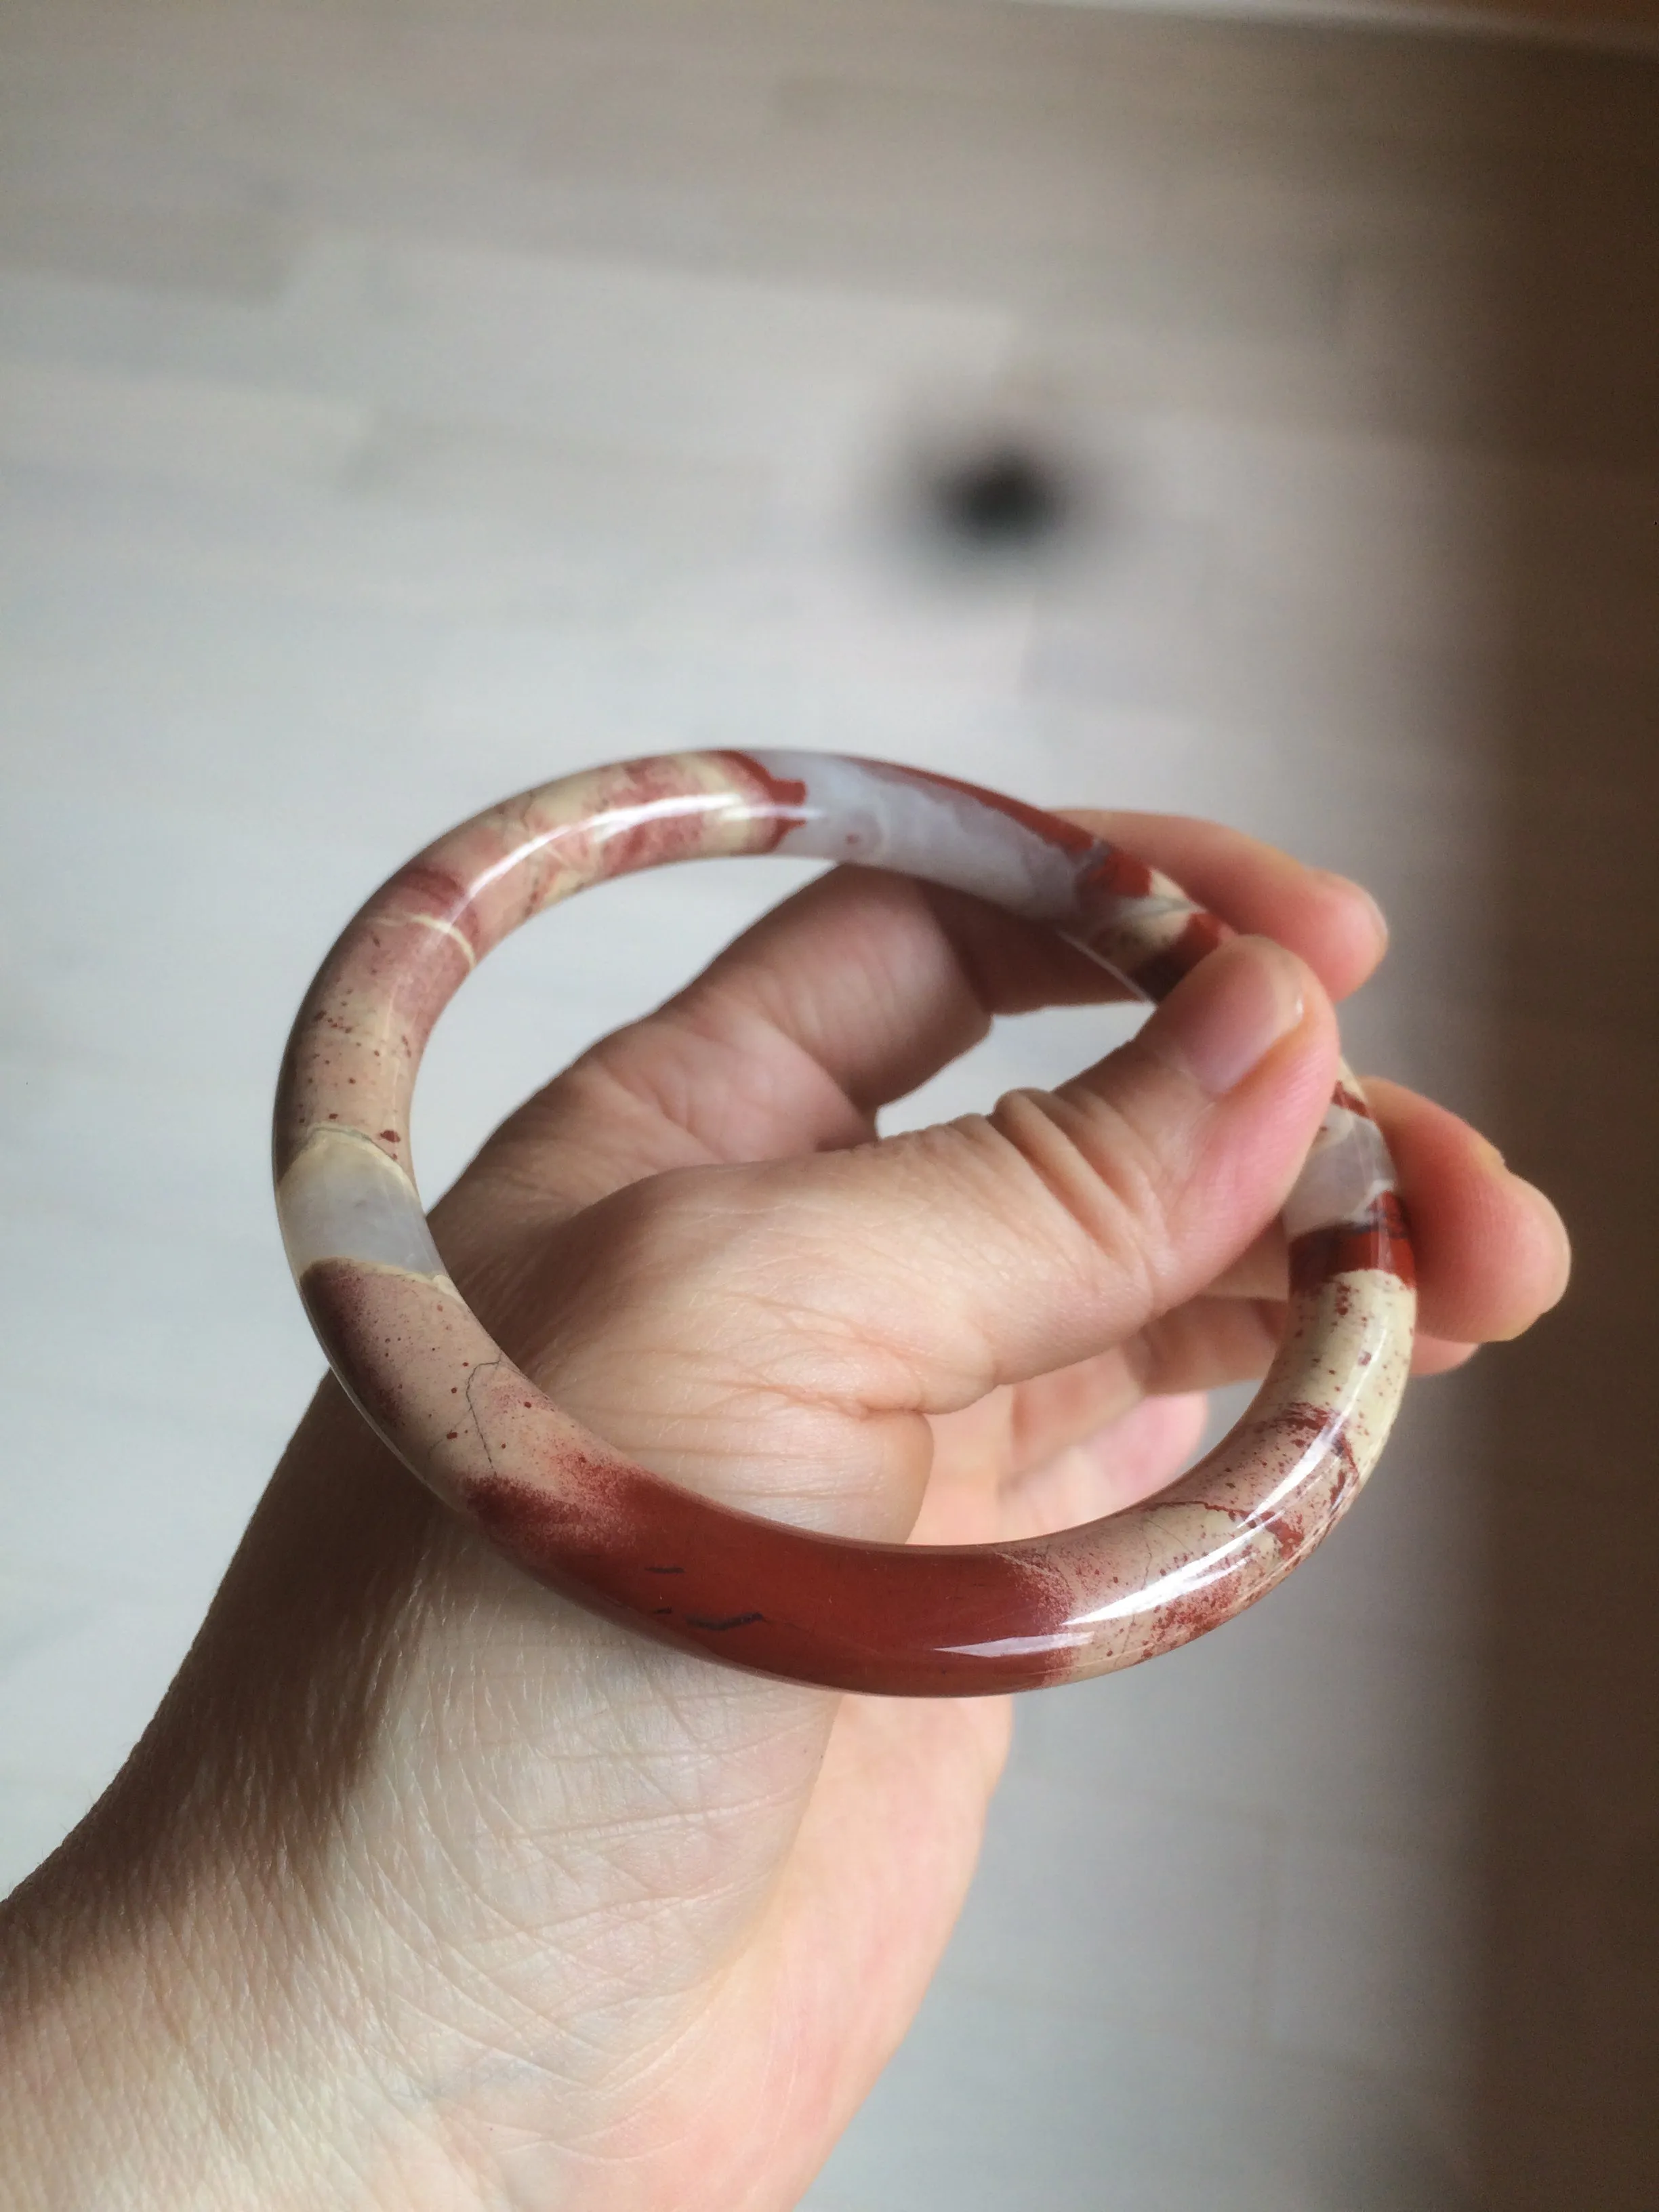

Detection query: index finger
xmin=653 ymin=809 xmax=1386 ymax=1132
xmin=1061 ymin=810 xmax=1388 ymax=1005
xmin=480 ymin=812 xmax=1387 ymax=1207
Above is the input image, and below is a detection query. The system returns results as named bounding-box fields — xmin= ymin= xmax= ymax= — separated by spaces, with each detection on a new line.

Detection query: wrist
xmin=0 ymin=1805 xmax=374 ymax=2209
xmin=0 ymin=1380 xmax=838 ymax=2212
xmin=0 ymin=1391 xmax=462 ymax=2210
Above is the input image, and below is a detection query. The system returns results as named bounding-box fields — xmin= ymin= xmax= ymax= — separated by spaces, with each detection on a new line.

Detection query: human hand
xmin=0 ymin=817 xmax=1568 ymax=2211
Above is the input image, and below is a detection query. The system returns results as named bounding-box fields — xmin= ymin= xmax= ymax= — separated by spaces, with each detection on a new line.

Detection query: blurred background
xmin=1 ymin=1 xmax=1656 ymax=2205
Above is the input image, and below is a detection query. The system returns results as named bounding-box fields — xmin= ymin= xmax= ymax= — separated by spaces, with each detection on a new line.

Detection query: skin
xmin=0 ymin=814 xmax=1569 ymax=2212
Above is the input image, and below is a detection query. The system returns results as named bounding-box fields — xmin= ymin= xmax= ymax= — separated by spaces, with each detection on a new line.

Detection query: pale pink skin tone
xmin=275 ymin=754 xmax=1416 ymax=1693
xmin=0 ymin=809 xmax=1568 ymax=2211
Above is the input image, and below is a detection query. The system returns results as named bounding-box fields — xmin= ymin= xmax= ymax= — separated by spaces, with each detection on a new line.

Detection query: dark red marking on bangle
xmin=298 ymin=1260 xmax=415 ymax=1439
xmin=1262 ymin=1400 xmax=1362 ymax=1518
xmin=385 ymin=859 xmax=485 ymax=949
xmin=1130 ymin=910 xmax=1230 ymax=1002
xmin=719 ymin=751 xmax=811 ymax=821
xmin=1334 ymin=1081 xmax=1374 ymax=1120
xmin=581 ymin=756 xmax=766 ymax=879
xmin=460 ymin=1467 xmax=1078 ymax=1696
xmin=1080 ymin=846 xmax=1157 ymax=902
xmin=1149 ymin=1565 xmax=1254 ymax=1653
xmin=1288 ymin=1191 xmax=1416 ymax=1293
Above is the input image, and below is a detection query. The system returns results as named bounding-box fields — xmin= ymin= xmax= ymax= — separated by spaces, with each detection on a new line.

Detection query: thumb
xmin=511 ymin=935 xmax=1337 ymax=1536
xmin=796 ymin=932 xmax=1334 ymax=1397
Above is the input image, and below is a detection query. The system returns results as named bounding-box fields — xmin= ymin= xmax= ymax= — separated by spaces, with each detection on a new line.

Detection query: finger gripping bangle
xmin=275 ymin=752 xmax=1414 ymax=1696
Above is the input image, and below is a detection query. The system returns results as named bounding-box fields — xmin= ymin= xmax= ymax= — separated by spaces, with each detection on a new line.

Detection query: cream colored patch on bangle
xmin=278 ymin=1125 xmax=447 ymax=1278
xmin=398 ymin=911 xmax=478 ymax=968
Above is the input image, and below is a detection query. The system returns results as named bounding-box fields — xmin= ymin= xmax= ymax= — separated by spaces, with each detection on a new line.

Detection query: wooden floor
xmin=1 ymin=3 xmax=1654 ymax=2204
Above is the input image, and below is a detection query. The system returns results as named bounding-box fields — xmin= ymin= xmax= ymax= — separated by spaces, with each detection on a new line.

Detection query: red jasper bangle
xmin=274 ymin=752 xmax=1414 ymax=1696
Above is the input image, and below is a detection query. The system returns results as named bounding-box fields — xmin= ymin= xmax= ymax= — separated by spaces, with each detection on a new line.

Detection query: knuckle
xmin=978 ymin=1084 xmax=1185 ymax=1315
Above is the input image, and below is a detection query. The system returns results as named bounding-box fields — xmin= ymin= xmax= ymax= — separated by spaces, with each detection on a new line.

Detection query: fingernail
xmin=1479 ymin=1168 xmax=1572 ymax=1340
xmin=1148 ymin=936 xmax=1307 ymax=1099
xmin=1515 ymin=1174 xmax=1573 ymax=1300
xmin=1313 ymin=868 xmax=1389 ymax=953
xmin=1472 ymin=1137 xmax=1572 ymax=1303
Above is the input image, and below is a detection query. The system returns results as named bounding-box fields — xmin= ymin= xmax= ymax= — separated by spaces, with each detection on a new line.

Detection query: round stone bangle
xmin=274 ymin=752 xmax=1415 ymax=1696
